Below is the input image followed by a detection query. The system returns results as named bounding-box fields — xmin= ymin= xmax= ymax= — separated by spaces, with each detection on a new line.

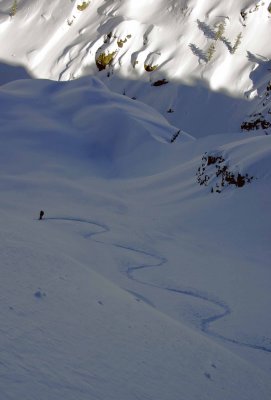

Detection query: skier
xmin=39 ymin=210 xmax=45 ymax=220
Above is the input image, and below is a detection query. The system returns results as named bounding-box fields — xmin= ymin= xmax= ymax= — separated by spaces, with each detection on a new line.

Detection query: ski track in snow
xmin=46 ymin=217 xmax=271 ymax=354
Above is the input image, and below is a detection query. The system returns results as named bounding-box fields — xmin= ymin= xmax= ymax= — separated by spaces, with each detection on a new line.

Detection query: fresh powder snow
xmin=0 ymin=1 xmax=271 ymax=399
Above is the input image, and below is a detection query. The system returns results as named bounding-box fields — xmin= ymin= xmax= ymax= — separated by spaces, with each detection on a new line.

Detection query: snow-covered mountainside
xmin=1 ymin=1 xmax=271 ymax=399
xmin=0 ymin=0 xmax=271 ymax=135
xmin=1 ymin=73 xmax=271 ymax=400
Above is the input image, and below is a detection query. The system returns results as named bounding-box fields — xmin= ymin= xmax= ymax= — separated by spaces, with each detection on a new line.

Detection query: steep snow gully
xmin=45 ymin=216 xmax=271 ymax=354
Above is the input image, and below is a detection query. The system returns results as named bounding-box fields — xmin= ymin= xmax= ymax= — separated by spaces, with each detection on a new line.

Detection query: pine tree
xmin=10 ymin=0 xmax=17 ymax=17
xmin=231 ymin=33 xmax=242 ymax=54
xmin=215 ymin=22 xmax=225 ymax=41
xmin=206 ymin=43 xmax=216 ymax=62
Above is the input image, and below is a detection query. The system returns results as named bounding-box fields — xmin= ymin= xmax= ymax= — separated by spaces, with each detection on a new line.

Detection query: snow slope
xmin=0 ymin=73 xmax=192 ymax=178
xmin=0 ymin=0 xmax=271 ymax=397
xmin=0 ymin=0 xmax=271 ymax=134
xmin=0 ymin=75 xmax=271 ymax=399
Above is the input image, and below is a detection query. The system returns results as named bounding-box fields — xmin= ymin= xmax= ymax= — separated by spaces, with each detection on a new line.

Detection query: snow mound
xmin=0 ymin=75 xmax=193 ymax=178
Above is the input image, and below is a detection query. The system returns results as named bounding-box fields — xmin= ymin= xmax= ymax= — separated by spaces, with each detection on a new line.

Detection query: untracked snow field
xmin=0 ymin=75 xmax=271 ymax=399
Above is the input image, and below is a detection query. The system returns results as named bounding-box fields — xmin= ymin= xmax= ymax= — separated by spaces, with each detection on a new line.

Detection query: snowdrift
xmin=0 ymin=75 xmax=192 ymax=178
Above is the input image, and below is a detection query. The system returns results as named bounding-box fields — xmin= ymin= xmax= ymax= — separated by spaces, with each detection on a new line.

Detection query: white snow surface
xmin=0 ymin=0 xmax=271 ymax=134
xmin=0 ymin=0 xmax=271 ymax=398
xmin=0 ymin=74 xmax=271 ymax=399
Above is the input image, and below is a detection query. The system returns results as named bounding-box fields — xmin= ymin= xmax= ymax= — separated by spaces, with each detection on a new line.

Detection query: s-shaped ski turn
xmin=46 ymin=217 xmax=271 ymax=354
